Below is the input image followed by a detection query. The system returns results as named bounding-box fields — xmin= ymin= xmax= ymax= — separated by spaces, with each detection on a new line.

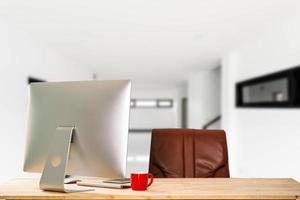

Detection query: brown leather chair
xmin=149 ymin=129 xmax=230 ymax=178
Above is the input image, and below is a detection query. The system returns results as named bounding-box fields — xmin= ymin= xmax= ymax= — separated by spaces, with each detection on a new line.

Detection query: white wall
xmin=0 ymin=20 xmax=92 ymax=182
xmin=222 ymin=14 xmax=300 ymax=181
xmin=126 ymin=84 xmax=186 ymax=174
xmin=130 ymin=84 xmax=185 ymax=129
xmin=0 ymin=19 xmax=186 ymax=180
xmin=188 ymin=68 xmax=221 ymax=129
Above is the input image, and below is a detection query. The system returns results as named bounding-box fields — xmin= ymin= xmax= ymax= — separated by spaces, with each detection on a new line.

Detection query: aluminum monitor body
xmin=24 ymin=80 xmax=131 ymax=178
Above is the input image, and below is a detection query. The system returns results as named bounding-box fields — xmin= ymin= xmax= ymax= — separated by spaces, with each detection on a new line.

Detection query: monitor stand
xmin=39 ymin=126 xmax=94 ymax=193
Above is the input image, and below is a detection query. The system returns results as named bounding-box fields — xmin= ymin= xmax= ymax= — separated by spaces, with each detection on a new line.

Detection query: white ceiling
xmin=0 ymin=0 xmax=299 ymax=84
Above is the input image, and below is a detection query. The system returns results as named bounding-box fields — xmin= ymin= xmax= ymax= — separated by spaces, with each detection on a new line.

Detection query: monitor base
xmin=64 ymin=177 xmax=82 ymax=184
xmin=39 ymin=126 xmax=94 ymax=193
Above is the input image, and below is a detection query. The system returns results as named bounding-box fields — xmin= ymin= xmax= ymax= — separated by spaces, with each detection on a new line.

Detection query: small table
xmin=0 ymin=178 xmax=300 ymax=200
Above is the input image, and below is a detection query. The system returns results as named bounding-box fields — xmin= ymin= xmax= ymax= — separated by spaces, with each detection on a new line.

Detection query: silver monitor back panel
xmin=23 ymin=80 xmax=131 ymax=178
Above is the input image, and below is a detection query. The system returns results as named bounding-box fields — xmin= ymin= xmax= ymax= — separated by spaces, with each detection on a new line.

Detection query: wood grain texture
xmin=0 ymin=178 xmax=300 ymax=200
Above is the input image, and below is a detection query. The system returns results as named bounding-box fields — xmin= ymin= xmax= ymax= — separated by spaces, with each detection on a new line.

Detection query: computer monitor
xmin=23 ymin=80 xmax=131 ymax=192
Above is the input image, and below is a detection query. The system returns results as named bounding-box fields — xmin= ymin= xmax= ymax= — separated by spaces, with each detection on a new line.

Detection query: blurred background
xmin=0 ymin=0 xmax=300 ymax=182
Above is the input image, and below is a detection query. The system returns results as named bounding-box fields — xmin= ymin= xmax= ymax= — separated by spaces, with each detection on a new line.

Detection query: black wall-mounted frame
xmin=28 ymin=76 xmax=45 ymax=84
xmin=236 ymin=66 xmax=300 ymax=108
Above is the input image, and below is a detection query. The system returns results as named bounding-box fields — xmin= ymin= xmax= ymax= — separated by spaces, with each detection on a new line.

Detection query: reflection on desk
xmin=0 ymin=178 xmax=300 ymax=200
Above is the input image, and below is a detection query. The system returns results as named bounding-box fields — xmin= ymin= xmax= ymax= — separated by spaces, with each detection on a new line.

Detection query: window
xmin=130 ymin=99 xmax=173 ymax=108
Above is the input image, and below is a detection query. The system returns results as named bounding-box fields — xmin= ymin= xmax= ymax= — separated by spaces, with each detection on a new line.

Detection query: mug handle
xmin=147 ymin=173 xmax=154 ymax=187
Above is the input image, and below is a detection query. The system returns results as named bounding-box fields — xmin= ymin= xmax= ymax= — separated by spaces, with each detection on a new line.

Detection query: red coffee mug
xmin=131 ymin=173 xmax=154 ymax=191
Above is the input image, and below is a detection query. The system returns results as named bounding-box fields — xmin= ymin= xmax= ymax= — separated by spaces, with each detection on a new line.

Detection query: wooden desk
xmin=0 ymin=178 xmax=300 ymax=200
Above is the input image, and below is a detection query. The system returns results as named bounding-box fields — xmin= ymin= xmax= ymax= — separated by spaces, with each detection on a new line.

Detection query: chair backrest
xmin=148 ymin=129 xmax=230 ymax=178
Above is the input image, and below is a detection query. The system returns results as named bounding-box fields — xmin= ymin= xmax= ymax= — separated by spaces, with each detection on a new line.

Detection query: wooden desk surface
xmin=0 ymin=178 xmax=300 ymax=200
